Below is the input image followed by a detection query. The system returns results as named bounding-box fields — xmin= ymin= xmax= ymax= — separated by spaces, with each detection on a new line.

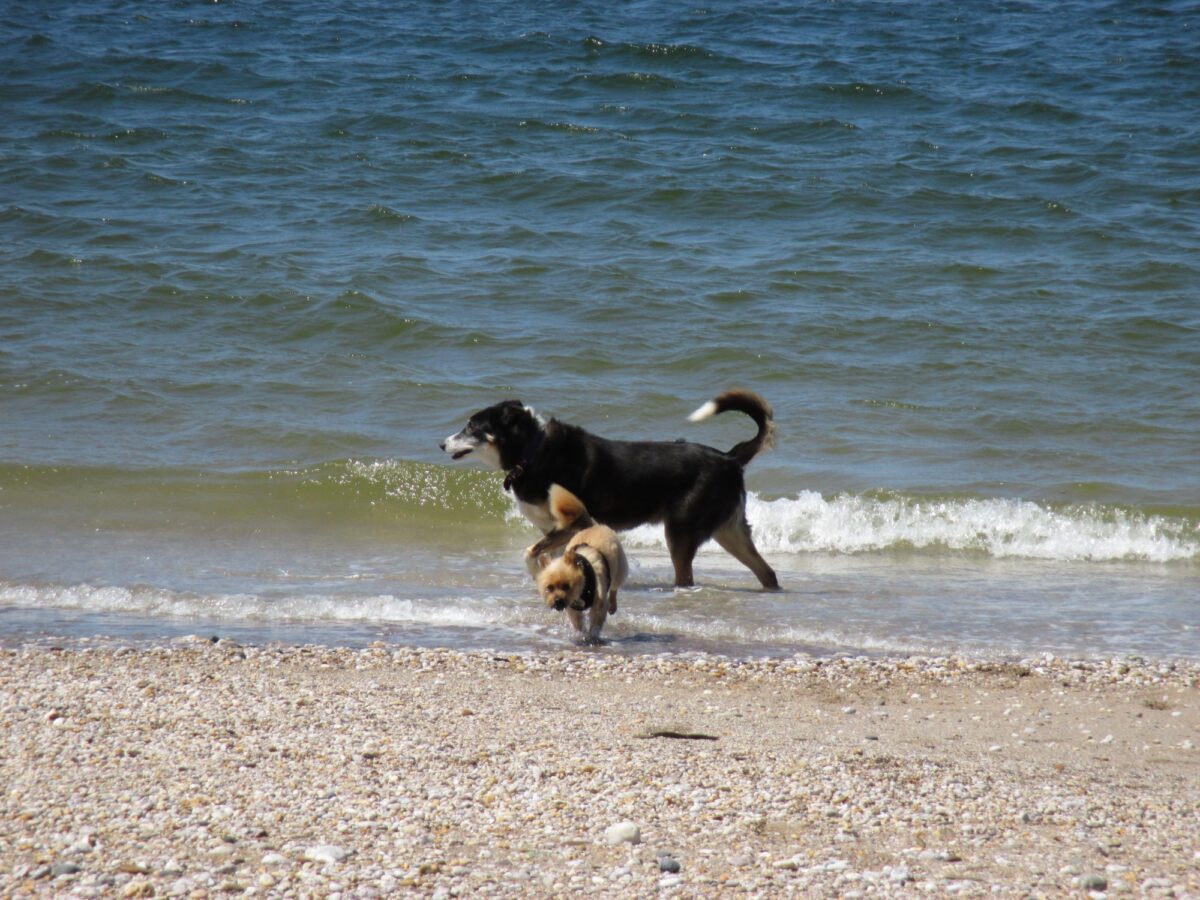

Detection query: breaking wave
xmin=2 ymin=460 xmax=1195 ymax=563
xmin=0 ymin=582 xmax=521 ymax=629
xmin=624 ymin=491 xmax=1198 ymax=564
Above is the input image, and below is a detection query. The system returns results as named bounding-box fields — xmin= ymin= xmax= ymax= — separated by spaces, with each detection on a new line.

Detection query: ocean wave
xmin=571 ymin=72 xmax=678 ymax=91
xmin=363 ymin=204 xmax=417 ymax=223
xmin=818 ymin=81 xmax=925 ymax=102
xmin=581 ymin=36 xmax=724 ymax=63
xmin=517 ymin=119 xmax=602 ymax=135
xmin=0 ymin=582 xmax=519 ymax=629
xmin=623 ymin=492 xmax=1199 ymax=563
xmin=2 ymin=461 xmax=1195 ymax=563
xmin=0 ymin=580 xmax=984 ymax=658
xmin=0 ymin=460 xmax=513 ymax=527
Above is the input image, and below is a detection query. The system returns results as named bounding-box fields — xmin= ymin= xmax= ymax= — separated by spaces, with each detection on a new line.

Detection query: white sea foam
xmin=0 ymin=580 xmax=960 ymax=656
xmin=617 ymin=610 xmax=973 ymax=657
xmin=618 ymin=491 xmax=1199 ymax=563
xmin=0 ymin=583 xmax=521 ymax=628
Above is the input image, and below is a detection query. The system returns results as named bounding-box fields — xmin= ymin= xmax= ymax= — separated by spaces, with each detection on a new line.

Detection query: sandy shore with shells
xmin=2 ymin=640 xmax=1198 ymax=898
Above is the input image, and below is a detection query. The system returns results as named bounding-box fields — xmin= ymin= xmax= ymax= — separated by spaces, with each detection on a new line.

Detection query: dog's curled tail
xmin=688 ymin=388 xmax=776 ymax=467
xmin=548 ymin=484 xmax=595 ymax=530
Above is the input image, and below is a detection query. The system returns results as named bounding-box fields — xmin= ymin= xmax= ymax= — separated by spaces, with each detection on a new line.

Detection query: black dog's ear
xmin=497 ymin=400 xmax=526 ymax=426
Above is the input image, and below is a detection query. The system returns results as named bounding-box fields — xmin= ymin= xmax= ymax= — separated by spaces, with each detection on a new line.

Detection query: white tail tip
xmin=687 ymin=400 xmax=718 ymax=422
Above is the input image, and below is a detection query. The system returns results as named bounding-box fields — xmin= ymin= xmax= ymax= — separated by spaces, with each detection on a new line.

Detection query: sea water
xmin=2 ymin=1 xmax=1197 ymax=659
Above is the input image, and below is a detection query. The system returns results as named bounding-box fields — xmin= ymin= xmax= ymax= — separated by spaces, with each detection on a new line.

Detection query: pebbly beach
xmin=2 ymin=640 xmax=1197 ymax=898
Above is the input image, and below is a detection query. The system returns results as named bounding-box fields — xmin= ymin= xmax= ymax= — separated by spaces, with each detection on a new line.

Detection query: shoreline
xmin=3 ymin=612 xmax=1198 ymax=668
xmin=3 ymin=641 xmax=1198 ymax=897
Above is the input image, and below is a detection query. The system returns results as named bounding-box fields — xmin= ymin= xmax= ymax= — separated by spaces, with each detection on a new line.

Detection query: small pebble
xmin=603 ymin=822 xmax=641 ymax=845
xmin=304 ymin=844 xmax=351 ymax=864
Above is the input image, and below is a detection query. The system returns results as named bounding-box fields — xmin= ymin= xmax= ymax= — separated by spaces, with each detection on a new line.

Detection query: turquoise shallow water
xmin=1 ymin=1 xmax=1197 ymax=658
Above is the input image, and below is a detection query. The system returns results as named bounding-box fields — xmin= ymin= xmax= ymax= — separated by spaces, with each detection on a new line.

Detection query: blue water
xmin=1 ymin=1 xmax=1197 ymax=659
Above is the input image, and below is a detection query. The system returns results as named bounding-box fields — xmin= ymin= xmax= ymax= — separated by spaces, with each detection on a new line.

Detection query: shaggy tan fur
xmin=528 ymin=485 xmax=628 ymax=643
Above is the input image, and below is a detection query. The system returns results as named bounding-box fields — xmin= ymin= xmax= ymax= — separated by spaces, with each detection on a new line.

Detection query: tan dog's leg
xmin=565 ymin=607 xmax=584 ymax=637
xmin=585 ymin=603 xmax=608 ymax=644
xmin=583 ymin=569 xmax=611 ymax=643
xmin=524 ymin=530 xmax=574 ymax=577
xmin=609 ymin=544 xmax=628 ymax=614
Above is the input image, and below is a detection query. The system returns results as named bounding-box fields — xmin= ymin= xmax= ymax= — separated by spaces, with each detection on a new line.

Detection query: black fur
xmin=442 ymin=391 xmax=779 ymax=589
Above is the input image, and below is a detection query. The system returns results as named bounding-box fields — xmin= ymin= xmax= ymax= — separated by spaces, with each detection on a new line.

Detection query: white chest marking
xmin=473 ymin=441 xmax=504 ymax=471
xmin=518 ymin=499 xmax=557 ymax=534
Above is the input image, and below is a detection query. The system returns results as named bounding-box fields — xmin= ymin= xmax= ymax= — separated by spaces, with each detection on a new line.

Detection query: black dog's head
xmin=440 ymin=400 xmax=542 ymax=471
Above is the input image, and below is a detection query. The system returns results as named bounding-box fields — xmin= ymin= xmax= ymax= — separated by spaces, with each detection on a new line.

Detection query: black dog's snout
xmin=438 ymin=440 xmax=446 ymax=451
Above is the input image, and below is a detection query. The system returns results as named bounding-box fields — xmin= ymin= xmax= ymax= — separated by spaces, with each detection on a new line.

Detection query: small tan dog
xmin=526 ymin=485 xmax=628 ymax=644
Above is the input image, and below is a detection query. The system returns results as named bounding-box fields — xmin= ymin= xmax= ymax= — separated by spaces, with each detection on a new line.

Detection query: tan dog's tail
xmin=548 ymin=484 xmax=594 ymax=530
xmin=688 ymin=388 xmax=775 ymax=467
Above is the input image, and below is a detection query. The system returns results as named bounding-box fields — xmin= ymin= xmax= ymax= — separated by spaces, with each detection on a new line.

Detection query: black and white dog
xmin=440 ymin=389 xmax=779 ymax=589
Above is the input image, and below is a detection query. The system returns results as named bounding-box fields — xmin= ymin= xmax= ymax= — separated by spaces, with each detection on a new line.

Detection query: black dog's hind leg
xmin=665 ymin=525 xmax=700 ymax=588
xmin=714 ymin=513 xmax=779 ymax=590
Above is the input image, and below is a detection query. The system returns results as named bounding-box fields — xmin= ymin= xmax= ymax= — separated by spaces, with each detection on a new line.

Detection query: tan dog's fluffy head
xmin=537 ymin=550 xmax=587 ymax=612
